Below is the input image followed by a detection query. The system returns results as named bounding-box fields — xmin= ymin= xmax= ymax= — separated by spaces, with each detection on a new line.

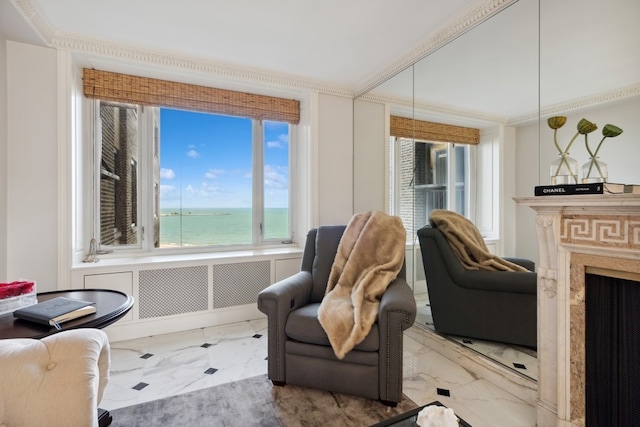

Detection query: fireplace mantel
xmin=515 ymin=194 xmax=640 ymax=427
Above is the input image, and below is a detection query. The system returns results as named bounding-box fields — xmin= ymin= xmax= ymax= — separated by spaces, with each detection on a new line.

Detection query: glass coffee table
xmin=371 ymin=401 xmax=471 ymax=427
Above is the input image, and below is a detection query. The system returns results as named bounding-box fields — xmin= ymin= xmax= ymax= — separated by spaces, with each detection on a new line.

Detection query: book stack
xmin=13 ymin=297 xmax=96 ymax=330
xmin=534 ymin=183 xmax=640 ymax=196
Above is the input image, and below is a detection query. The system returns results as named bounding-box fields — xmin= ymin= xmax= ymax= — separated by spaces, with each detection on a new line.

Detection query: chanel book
xmin=535 ymin=183 xmax=640 ymax=196
xmin=13 ymin=297 xmax=96 ymax=329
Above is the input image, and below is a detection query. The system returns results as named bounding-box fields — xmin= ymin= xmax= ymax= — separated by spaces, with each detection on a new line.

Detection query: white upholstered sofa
xmin=0 ymin=328 xmax=111 ymax=427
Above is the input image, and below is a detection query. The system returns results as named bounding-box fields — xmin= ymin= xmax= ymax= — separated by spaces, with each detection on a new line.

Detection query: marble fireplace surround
xmin=515 ymin=194 xmax=640 ymax=427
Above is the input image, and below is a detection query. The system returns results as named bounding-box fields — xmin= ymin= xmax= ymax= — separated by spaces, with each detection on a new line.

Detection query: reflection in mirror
xmin=355 ymin=0 xmax=540 ymax=380
xmin=355 ymin=0 xmax=639 ymax=381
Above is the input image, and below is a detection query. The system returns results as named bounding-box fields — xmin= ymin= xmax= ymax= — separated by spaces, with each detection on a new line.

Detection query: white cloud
xmin=159 ymin=184 xmax=175 ymax=197
xmin=200 ymin=181 xmax=221 ymax=195
xmin=160 ymin=168 xmax=176 ymax=179
xmin=264 ymin=165 xmax=287 ymax=189
xmin=184 ymin=184 xmax=196 ymax=197
xmin=204 ymin=168 xmax=225 ymax=179
xmin=266 ymin=133 xmax=289 ymax=149
xmin=187 ymin=149 xmax=200 ymax=158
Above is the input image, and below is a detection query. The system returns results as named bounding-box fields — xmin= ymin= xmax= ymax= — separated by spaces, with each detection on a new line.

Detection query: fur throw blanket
xmin=318 ymin=210 xmax=406 ymax=360
xmin=429 ymin=209 xmax=528 ymax=272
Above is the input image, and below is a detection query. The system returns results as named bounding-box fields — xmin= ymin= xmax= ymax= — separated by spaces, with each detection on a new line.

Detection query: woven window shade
xmin=83 ymin=68 xmax=300 ymax=124
xmin=390 ymin=116 xmax=479 ymax=145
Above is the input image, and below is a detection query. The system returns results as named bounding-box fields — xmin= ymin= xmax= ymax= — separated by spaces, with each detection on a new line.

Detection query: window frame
xmin=390 ymin=136 xmax=475 ymax=242
xmin=86 ymin=99 xmax=295 ymax=255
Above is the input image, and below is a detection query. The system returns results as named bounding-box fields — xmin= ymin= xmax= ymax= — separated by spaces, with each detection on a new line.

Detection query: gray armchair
xmin=417 ymin=225 xmax=537 ymax=348
xmin=257 ymin=225 xmax=416 ymax=406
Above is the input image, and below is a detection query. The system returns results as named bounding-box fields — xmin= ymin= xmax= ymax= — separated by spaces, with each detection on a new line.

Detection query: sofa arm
xmin=257 ymin=271 xmax=313 ymax=383
xmin=0 ymin=328 xmax=110 ymax=427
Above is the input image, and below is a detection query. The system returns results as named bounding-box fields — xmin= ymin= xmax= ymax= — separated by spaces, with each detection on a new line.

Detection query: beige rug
xmin=109 ymin=374 xmax=418 ymax=426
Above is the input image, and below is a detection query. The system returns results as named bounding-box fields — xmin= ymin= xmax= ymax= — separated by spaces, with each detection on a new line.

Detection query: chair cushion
xmin=285 ymin=303 xmax=379 ymax=352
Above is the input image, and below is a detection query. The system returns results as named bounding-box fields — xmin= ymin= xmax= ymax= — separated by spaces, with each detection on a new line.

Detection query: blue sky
xmin=159 ymin=108 xmax=289 ymax=209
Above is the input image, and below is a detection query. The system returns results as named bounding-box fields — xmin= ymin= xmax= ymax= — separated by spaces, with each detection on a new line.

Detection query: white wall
xmin=316 ymin=93 xmax=354 ymax=225
xmin=6 ymin=41 xmax=59 ymax=291
xmin=514 ymin=96 xmax=640 ymax=262
xmin=0 ymin=36 xmax=7 ymax=281
xmin=353 ymin=99 xmax=386 ymax=213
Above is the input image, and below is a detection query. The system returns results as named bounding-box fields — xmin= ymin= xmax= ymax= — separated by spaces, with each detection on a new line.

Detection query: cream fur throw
xmin=429 ymin=209 xmax=529 ymax=272
xmin=318 ymin=210 xmax=406 ymax=360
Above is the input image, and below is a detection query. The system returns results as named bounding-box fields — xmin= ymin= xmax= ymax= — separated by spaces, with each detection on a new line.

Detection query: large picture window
xmin=85 ymin=69 xmax=298 ymax=253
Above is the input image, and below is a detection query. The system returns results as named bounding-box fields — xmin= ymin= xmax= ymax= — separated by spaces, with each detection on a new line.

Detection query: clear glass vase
xmin=550 ymin=153 xmax=578 ymax=185
xmin=581 ymin=157 xmax=608 ymax=183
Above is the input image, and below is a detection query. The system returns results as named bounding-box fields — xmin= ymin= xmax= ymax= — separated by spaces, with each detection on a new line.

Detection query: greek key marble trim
xmin=560 ymin=215 xmax=640 ymax=250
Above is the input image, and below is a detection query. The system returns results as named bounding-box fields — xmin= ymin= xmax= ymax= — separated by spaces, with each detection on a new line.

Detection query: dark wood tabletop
xmin=0 ymin=289 xmax=134 ymax=339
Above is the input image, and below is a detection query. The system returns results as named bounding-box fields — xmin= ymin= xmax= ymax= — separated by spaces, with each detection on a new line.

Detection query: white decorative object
xmin=416 ymin=405 xmax=458 ymax=427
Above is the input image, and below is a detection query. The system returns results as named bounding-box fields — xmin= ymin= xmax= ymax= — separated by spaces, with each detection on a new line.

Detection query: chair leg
xmin=98 ymin=408 xmax=112 ymax=427
xmin=380 ymin=399 xmax=398 ymax=407
xmin=271 ymin=380 xmax=286 ymax=386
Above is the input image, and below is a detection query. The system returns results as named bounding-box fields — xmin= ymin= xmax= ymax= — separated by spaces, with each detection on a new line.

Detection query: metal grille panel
xmin=139 ymin=265 xmax=208 ymax=318
xmin=212 ymin=261 xmax=271 ymax=309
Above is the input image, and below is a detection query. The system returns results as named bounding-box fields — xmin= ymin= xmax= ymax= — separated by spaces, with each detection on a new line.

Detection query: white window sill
xmin=72 ymin=246 xmax=304 ymax=270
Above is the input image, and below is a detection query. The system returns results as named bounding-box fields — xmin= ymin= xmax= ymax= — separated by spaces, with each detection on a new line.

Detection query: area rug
xmin=109 ymin=374 xmax=418 ymax=426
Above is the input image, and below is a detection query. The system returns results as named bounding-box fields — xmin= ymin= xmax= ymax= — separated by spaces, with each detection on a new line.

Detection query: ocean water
xmin=159 ymin=208 xmax=289 ymax=247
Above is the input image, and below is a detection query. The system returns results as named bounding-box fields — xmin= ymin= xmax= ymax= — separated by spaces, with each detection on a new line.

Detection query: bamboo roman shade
xmin=390 ymin=115 xmax=479 ymax=145
xmin=83 ymin=68 xmax=300 ymax=124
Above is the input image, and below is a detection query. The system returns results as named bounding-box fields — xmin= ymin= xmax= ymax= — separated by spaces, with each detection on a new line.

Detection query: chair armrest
xmin=504 ymin=257 xmax=535 ymax=272
xmin=454 ymin=269 xmax=537 ymax=294
xmin=257 ymin=271 xmax=313 ymax=383
xmin=377 ymin=277 xmax=416 ymax=403
xmin=258 ymin=271 xmax=313 ymax=315
xmin=379 ymin=278 xmax=417 ymax=332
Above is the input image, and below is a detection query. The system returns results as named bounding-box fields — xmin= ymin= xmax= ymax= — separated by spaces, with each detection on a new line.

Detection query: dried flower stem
xmin=553 ymin=129 xmax=579 ymax=181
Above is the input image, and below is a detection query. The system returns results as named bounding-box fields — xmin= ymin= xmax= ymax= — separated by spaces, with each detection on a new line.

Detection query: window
xmin=390 ymin=137 xmax=472 ymax=242
xmin=93 ymin=101 xmax=293 ymax=251
xmin=388 ymin=115 xmax=477 ymax=241
xmin=81 ymin=68 xmax=299 ymax=254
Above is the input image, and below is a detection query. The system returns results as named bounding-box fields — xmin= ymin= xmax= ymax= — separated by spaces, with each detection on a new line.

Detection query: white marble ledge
xmin=72 ymin=245 xmax=303 ymax=270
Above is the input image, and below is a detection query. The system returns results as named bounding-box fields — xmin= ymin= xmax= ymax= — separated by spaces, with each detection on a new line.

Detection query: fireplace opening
xmin=585 ymin=272 xmax=640 ymax=427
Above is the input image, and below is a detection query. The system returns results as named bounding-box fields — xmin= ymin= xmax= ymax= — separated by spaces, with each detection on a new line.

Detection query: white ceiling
xmin=1 ymin=0 xmax=478 ymax=91
xmin=1 ymin=0 xmax=639 ymax=123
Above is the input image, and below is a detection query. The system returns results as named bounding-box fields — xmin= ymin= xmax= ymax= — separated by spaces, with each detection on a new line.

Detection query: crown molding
xmin=361 ymin=84 xmax=640 ymax=128
xmin=11 ymin=0 xmax=54 ymax=43
xmin=353 ymin=0 xmax=518 ymax=98
xmin=507 ymin=83 xmax=640 ymax=126
xmin=13 ymin=0 xmax=354 ymax=98
xmin=50 ymin=32 xmax=354 ymax=98
xmin=360 ymin=92 xmax=508 ymax=126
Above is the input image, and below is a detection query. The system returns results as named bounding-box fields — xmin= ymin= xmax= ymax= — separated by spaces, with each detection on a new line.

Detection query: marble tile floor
xmin=101 ymin=318 xmax=536 ymax=427
xmin=414 ymin=293 xmax=538 ymax=382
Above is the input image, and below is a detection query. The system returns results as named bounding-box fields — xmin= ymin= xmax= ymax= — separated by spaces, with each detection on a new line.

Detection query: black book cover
xmin=13 ymin=297 xmax=94 ymax=325
xmin=534 ymin=183 xmax=603 ymax=196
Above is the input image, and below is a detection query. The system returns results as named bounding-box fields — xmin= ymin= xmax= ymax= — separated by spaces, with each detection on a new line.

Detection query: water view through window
xmin=158 ymin=109 xmax=290 ymax=247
